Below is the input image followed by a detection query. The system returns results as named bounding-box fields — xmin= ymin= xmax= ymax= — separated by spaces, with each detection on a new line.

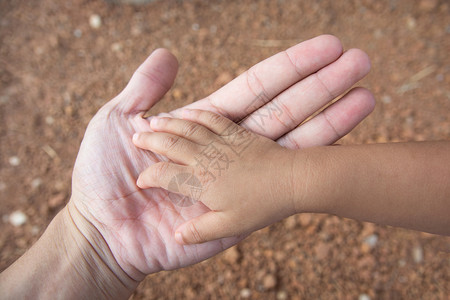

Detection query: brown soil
xmin=1 ymin=0 xmax=449 ymax=299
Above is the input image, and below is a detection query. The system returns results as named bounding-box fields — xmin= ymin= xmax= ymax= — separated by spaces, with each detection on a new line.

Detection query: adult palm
xmin=70 ymin=35 xmax=375 ymax=281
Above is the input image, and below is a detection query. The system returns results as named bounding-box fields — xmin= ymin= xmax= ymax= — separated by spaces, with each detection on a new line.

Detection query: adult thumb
xmin=119 ymin=48 xmax=178 ymax=113
xmin=175 ymin=211 xmax=234 ymax=245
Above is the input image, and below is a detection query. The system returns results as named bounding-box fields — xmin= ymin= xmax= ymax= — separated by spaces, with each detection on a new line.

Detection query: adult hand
xmin=70 ymin=35 xmax=374 ymax=284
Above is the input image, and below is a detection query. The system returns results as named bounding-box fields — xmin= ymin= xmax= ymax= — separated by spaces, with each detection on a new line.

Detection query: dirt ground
xmin=1 ymin=0 xmax=449 ymax=299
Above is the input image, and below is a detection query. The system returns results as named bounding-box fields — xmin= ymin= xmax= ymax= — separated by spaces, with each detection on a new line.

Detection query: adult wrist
xmin=63 ymin=200 xmax=139 ymax=299
xmin=0 ymin=201 xmax=139 ymax=299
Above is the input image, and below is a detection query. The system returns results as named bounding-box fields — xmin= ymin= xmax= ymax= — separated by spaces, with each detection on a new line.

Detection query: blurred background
xmin=0 ymin=0 xmax=449 ymax=299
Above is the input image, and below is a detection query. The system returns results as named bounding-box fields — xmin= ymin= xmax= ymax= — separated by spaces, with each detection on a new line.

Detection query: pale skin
xmin=134 ymin=109 xmax=450 ymax=245
xmin=0 ymin=35 xmax=375 ymax=299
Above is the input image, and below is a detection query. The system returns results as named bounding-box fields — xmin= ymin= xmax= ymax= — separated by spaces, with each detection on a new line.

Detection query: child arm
xmin=294 ymin=141 xmax=450 ymax=236
xmin=133 ymin=109 xmax=450 ymax=244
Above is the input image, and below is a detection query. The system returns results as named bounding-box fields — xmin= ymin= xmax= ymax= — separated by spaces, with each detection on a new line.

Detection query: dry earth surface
xmin=0 ymin=0 xmax=449 ymax=299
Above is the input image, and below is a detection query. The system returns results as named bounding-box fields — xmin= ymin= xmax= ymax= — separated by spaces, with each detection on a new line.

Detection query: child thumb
xmin=174 ymin=211 xmax=232 ymax=245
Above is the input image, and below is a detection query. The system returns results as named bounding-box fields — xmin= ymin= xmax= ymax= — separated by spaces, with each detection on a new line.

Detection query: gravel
xmin=9 ymin=211 xmax=27 ymax=227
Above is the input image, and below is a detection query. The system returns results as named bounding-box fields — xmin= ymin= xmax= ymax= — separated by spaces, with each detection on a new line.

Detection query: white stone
xmin=359 ymin=294 xmax=371 ymax=300
xmin=111 ymin=42 xmax=123 ymax=52
xmin=31 ymin=178 xmax=43 ymax=189
xmin=89 ymin=14 xmax=102 ymax=29
xmin=73 ymin=29 xmax=82 ymax=38
xmin=406 ymin=16 xmax=416 ymax=29
xmin=240 ymin=288 xmax=251 ymax=298
xmin=9 ymin=211 xmax=27 ymax=226
xmin=45 ymin=116 xmax=55 ymax=125
xmin=363 ymin=234 xmax=378 ymax=248
xmin=412 ymin=245 xmax=423 ymax=263
xmin=8 ymin=156 xmax=20 ymax=166
xmin=276 ymin=291 xmax=288 ymax=300
xmin=192 ymin=23 xmax=199 ymax=31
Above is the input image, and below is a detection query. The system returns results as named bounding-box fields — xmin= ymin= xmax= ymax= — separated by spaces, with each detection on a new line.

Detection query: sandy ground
xmin=0 ymin=0 xmax=449 ymax=299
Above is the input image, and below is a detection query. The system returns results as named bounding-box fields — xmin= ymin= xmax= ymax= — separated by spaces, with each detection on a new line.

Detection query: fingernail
xmin=150 ymin=117 xmax=160 ymax=128
xmin=132 ymin=133 xmax=140 ymax=142
xmin=136 ymin=176 xmax=143 ymax=188
xmin=182 ymin=109 xmax=194 ymax=118
xmin=174 ymin=231 xmax=186 ymax=245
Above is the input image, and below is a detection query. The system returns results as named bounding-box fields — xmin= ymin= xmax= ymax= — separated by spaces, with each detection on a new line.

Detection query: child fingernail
xmin=182 ymin=109 xmax=194 ymax=118
xmin=174 ymin=231 xmax=186 ymax=245
xmin=150 ymin=117 xmax=160 ymax=128
xmin=132 ymin=133 xmax=140 ymax=142
xmin=136 ymin=176 xmax=145 ymax=189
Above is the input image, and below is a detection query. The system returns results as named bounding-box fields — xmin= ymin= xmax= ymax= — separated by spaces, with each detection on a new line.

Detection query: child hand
xmin=133 ymin=109 xmax=298 ymax=245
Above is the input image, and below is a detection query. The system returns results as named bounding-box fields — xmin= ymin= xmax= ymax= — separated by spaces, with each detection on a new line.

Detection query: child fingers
xmin=137 ymin=162 xmax=193 ymax=194
xmin=133 ymin=132 xmax=201 ymax=165
xmin=181 ymin=109 xmax=242 ymax=137
xmin=174 ymin=211 xmax=237 ymax=245
xmin=149 ymin=116 xmax=217 ymax=145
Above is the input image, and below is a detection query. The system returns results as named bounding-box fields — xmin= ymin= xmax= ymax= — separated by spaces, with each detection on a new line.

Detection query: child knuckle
xmin=154 ymin=162 xmax=170 ymax=179
xmin=187 ymin=222 xmax=204 ymax=243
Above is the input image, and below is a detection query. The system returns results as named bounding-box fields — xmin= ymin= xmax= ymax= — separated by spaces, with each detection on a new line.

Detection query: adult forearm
xmin=294 ymin=141 xmax=450 ymax=235
xmin=0 ymin=203 xmax=138 ymax=299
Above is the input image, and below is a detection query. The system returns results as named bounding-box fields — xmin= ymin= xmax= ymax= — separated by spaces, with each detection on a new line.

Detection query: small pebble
xmin=9 ymin=211 xmax=27 ymax=227
xmin=45 ymin=116 xmax=55 ymax=125
xmin=359 ymin=293 xmax=371 ymax=300
xmin=298 ymin=213 xmax=312 ymax=226
xmin=284 ymin=216 xmax=297 ymax=229
xmin=162 ymin=38 xmax=172 ymax=47
xmin=192 ymin=23 xmax=200 ymax=31
xmin=31 ymin=226 xmax=40 ymax=236
xmin=406 ymin=16 xmax=416 ymax=29
xmin=89 ymin=14 xmax=102 ymax=29
xmin=31 ymin=178 xmax=42 ymax=189
xmin=73 ymin=29 xmax=82 ymax=38
xmin=9 ymin=156 xmax=20 ymax=166
xmin=172 ymin=89 xmax=182 ymax=100
xmin=131 ymin=26 xmax=142 ymax=36
xmin=373 ymin=29 xmax=383 ymax=39
xmin=111 ymin=42 xmax=123 ymax=52
xmin=239 ymin=288 xmax=251 ymax=298
xmin=419 ymin=0 xmax=438 ymax=12
xmin=363 ymin=234 xmax=378 ymax=248
xmin=276 ymin=291 xmax=288 ymax=300
xmin=405 ymin=116 xmax=414 ymax=128
xmin=381 ymin=95 xmax=392 ymax=104
xmin=412 ymin=245 xmax=423 ymax=263
xmin=48 ymin=193 xmax=65 ymax=208
xmin=214 ymin=72 xmax=233 ymax=87
xmin=223 ymin=246 xmax=240 ymax=264
xmin=263 ymin=274 xmax=277 ymax=290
